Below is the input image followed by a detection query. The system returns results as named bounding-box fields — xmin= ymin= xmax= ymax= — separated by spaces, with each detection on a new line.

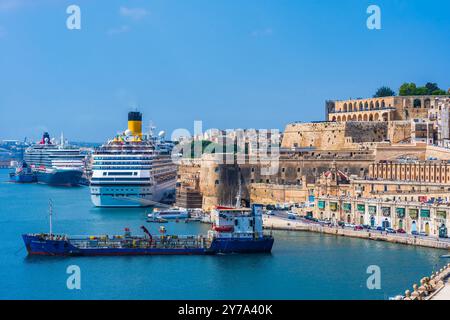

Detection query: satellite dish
xmin=158 ymin=130 xmax=166 ymax=138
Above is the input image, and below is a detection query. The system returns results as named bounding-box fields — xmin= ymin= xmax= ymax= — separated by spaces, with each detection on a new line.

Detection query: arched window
xmin=369 ymin=114 xmax=374 ymax=121
xmin=381 ymin=100 xmax=385 ymax=109
xmin=359 ymin=102 xmax=363 ymax=111
xmin=363 ymin=114 xmax=368 ymax=121
xmin=349 ymin=103 xmax=353 ymax=112
xmin=375 ymin=101 xmax=380 ymax=109
xmin=414 ymin=99 xmax=422 ymax=108
xmin=343 ymin=103 xmax=348 ymax=112
xmin=370 ymin=101 xmax=374 ymax=110
xmin=364 ymin=102 xmax=369 ymax=110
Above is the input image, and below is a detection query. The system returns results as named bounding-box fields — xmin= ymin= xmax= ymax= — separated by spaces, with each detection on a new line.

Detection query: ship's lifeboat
xmin=213 ymin=225 xmax=234 ymax=233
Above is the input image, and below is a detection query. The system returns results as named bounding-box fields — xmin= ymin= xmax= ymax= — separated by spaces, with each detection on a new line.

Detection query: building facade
xmin=314 ymin=196 xmax=449 ymax=237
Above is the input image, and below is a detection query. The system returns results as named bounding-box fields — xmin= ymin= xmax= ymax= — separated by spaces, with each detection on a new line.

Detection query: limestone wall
xmin=249 ymin=183 xmax=309 ymax=205
xmin=281 ymin=122 xmax=388 ymax=150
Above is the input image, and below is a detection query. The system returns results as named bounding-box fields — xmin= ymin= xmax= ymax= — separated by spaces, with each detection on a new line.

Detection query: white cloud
xmin=119 ymin=7 xmax=148 ymax=20
xmin=107 ymin=25 xmax=131 ymax=36
xmin=251 ymin=28 xmax=274 ymax=37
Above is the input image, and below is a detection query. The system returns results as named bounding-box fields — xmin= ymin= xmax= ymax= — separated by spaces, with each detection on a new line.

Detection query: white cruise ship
xmin=24 ymin=132 xmax=85 ymax=186
xmin=89 ymin=111 xmax=177 ymax=207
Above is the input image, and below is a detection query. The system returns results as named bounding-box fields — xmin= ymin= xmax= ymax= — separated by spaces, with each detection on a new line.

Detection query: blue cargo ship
xmin=22 ymin=204 xmax=274 ymax=256
xmin=9 ymin=161 xmax=36 ymax=183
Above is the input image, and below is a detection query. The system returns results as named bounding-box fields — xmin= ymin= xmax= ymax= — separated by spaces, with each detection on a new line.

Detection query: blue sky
xmin=0 ymin=0 xmax=449 ymax=142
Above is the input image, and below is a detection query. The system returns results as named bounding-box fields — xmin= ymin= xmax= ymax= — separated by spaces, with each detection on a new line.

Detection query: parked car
xmin=344 ymin=223 xmax=355 ymax=228
xmin=386 ymin=228 xmax=396 ymax=234
xmin=411 ymin=231 xmax=419 ymax=236
xmin=419 ymin=231 xmax=428 ymax=237
xmin=396 ymin=228 xmax=406 ymax=234
xmin=338 ymin=221 xmax=345 ymax=227
xmin=266 ymin=210 xmax=274 ymax=216
xmin=287 ymin=212 xmax=296 ymax=220
xmin=354 ymin=225 xmax=364 ymax=231
xmin=376 ymin=226 xmax=385 ymax=231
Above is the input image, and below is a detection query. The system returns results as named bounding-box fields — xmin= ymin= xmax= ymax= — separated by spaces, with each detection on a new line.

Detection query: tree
xmin=399 ymin=82 xmax=449 ymax=96
xmin=373 ymin=86 xmax=396 ymax=97
xmin=425 ymin=82 xmax=439 ymax=94
xmin=399 ymin=83 xmax=417 ymax=96
xmin=432 ymin=89 xmax=447 ymax=95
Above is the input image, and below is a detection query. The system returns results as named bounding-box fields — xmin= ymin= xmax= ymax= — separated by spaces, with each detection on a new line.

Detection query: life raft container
xmin=213 ymin=225 xmax=234 ymax=232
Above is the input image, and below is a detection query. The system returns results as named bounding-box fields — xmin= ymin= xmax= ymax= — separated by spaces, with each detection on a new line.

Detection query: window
xmin=215 ymin=180 xmax=219 ymax=185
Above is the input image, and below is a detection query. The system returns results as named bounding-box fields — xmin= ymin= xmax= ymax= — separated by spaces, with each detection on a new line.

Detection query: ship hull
xmin=209 ymin=237 xmax=274 ymax=254
xmin=22 ymin=234 xmax=274 ymax=256
xmin=35 ymin=170 xmax=83 ymax=186
xmin=9 ymin=173 xmax=36 ymax=183
xmin=90 ymin=179 xmax=176 ymax=208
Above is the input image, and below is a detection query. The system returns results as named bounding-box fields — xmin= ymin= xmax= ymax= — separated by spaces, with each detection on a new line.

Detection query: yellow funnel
xmin=128 ymin=111 xmax=142 ymax=138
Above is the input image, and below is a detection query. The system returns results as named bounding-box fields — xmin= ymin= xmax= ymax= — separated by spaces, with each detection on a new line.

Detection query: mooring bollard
xmin=404 ymin=290 xmax=412 ymax=300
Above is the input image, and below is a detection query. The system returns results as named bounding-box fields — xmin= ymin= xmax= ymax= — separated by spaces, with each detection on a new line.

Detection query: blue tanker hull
xmin=9 ymin=172 xmax=36 ymax=183
xmin=35 ymin=170 xmax=83 ymax=186
xmin=22 ymin=234 xmax=274 ymax=256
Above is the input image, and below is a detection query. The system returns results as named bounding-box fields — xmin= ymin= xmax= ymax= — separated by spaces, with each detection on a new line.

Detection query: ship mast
xmin=235 ymin=171 xmax=242 ymax=208
xmin=49 ymin=199 xmax=53 ymax=239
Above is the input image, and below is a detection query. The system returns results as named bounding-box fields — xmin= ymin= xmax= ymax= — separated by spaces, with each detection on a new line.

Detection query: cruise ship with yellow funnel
xmin=89 ymin=111 xmax=177 ymax=207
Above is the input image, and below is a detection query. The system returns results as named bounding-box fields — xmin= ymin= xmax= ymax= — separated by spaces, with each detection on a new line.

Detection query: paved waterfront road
xmin=269 ymin=211 xmax=450 ymax=244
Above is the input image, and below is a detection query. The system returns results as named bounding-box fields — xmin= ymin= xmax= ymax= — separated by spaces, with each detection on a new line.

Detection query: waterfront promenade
xmin=263 ymin=215 xmax=450 ymax=250
xmin=430 ymin=280 xmax=450 ymax=300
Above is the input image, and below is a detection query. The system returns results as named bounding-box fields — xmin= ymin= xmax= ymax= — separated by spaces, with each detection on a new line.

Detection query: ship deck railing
xmin=68 ymin=235 xmax=212 ymax=250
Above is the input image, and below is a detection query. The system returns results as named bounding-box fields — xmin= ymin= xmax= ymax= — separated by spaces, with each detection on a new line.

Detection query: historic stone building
xmin=369 ymin=160 xmax=450 ymax=183
xmin=314 ymin=196 xmax=449 ymax=237
xmin=175 ymin=94 xmax=450 ymax=212
xmin=325 ymin=95 xmax=449 ymax=123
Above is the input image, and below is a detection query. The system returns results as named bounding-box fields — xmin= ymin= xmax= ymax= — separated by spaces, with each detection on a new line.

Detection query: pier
xmin=394 ymin=262 xmax=450 ymax=300
xmin=263 ymin=215 xmax=450 ymax=249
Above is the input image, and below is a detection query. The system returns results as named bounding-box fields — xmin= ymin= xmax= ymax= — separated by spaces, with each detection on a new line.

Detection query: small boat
xmin=9 ymin=161 xmax=36 ymax=183
xmin=441 ymin=254 xmax=450 ymax=259
xmin=146 ymin=217 xmax=168 ymax=223
xmin=151 ymin=207 xmax=189 ymax=220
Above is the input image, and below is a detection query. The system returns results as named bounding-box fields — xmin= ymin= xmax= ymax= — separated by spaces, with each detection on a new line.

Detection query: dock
xmin=263 ymin=215 xmax=450 ymax=250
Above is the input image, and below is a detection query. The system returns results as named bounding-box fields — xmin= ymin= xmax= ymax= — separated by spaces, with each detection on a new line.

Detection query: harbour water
xmin=0 ymin=168 xmax=447 ymax=300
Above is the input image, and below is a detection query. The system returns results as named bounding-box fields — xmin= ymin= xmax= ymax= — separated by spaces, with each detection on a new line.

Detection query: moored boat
xmin=151 ymin=207 xmax=189 ymax=220
xmin=9 ymin=161 xmax=36 ymax=183
xmin=24 ymin=132 xmax=85 ymax=186
xmin=22 ymin=204 xmax=274 ymax=256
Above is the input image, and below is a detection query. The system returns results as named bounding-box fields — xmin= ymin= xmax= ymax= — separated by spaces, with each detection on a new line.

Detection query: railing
xmin=70 ymin=235 xmax=211 ymax=250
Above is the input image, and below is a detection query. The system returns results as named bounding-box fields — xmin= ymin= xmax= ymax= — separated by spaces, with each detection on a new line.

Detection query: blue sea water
xmin=0 ymin=168 xmax=447 ymax=300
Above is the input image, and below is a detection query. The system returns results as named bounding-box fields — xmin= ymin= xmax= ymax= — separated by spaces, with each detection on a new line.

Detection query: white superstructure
xmin=89 ymin=112 xmax=177 ymax=207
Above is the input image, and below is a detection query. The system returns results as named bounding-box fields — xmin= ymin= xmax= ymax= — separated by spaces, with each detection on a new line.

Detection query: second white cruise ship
xmin=89 ymin=111 xmax=177 ymax=207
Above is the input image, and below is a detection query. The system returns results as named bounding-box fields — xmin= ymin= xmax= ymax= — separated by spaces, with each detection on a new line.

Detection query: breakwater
xmin=263 ymin=216 xmax=450 ymax=250
xmin=396 ymin=263 xmax=450 ymax=300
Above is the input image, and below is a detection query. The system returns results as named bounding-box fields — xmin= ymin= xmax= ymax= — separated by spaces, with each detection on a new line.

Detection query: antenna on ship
xmin=60 ymin=132 xmax=65 ymax=147
xmin=49 ymin=199 xmax=53 ymax=239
